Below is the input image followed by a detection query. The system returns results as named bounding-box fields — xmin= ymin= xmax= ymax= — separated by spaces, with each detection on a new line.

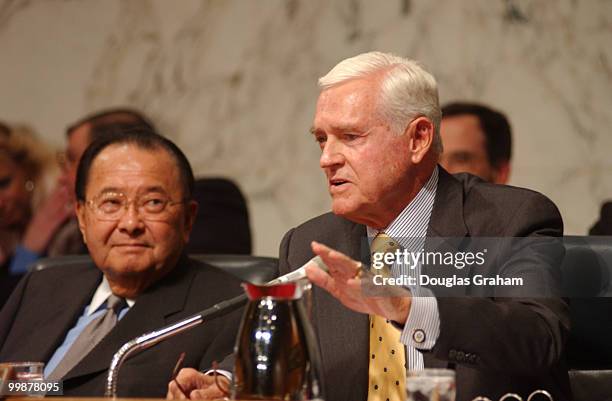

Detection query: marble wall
xmin=1 ymin=0 xmax=611 ymax=255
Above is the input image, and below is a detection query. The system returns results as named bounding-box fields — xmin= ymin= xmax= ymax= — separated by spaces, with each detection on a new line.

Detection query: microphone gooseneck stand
xmin=104 ymin=293 xmax=247 ymax=397
xmin=104 ymin=256 xmax=327 ymax=398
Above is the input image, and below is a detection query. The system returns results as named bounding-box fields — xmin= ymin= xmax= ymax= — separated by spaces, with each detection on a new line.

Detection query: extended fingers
xmin=311 ymin=241 xmax=361 ymax=280
xmin=306 ymin=258 xmax=365 ymax=309
xmin=305 ymin=263 xmax=337 ymax=293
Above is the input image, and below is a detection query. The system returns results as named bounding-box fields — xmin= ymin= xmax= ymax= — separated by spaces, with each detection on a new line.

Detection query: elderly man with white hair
xmin=169 ymin=52 xmax=571 ymax=401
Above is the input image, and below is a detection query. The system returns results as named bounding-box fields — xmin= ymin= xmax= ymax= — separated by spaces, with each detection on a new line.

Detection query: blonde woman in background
xmin=0 ymin=122 xmax=66 ymax=306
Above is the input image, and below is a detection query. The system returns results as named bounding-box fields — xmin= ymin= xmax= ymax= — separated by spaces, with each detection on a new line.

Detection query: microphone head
xmin=310 ymin=256 xmax=329 ymax=273
xmin=266 ymin=256 xmax=330 ymax=286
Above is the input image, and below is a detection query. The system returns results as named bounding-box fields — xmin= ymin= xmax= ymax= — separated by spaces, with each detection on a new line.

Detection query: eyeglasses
xmin=85 ymin=192 xmax=185 ymax=221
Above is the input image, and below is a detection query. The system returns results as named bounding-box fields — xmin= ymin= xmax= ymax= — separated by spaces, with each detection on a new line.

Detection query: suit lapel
xmin=422 ymin=168 xmax=468 ymax=368
xmin=21 ymin=268 xmax=101 ymax=363
xmin=420 ymin=168 xmax=472 ymax=296
xmin=63 ymin=259 xmax=195 ymax=382
xmin=426 ymin=167 xmax=468 ymax=240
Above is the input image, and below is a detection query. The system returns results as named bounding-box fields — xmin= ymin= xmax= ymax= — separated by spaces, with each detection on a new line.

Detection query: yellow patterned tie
xmin=368 ymin=233 xmax=406 ymax=401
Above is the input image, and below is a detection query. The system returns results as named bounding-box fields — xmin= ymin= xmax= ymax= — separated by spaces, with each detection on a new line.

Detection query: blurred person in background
xmin=8 ymin=108 xmax=156 ymax=277
xmin=589 ymin=202 xmax=612 ymax=235
xmin=439 ymin=102 xmax=512 ymax=184
xmin=0 ymin=122 xmax=57 ymax=306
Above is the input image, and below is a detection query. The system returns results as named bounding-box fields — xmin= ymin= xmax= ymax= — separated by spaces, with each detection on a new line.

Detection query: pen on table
xmin=171 ymin=351 xmax=189 ymax=399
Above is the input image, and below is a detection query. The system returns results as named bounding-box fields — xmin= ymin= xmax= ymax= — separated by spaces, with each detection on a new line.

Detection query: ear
xmin=182 ymin=200 xmax=199 ymax=242
xmin=493 ymin=161 xmax=511 ymax=185
xmin=75 ymin=201 xmax=88 ymax=244
xmin=406 ymin=117 xmax=434 ymax=164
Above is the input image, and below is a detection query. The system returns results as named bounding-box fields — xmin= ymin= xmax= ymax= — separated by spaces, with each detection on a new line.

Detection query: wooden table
xmin=6 ymin=396 xmax=274 ymax=401
xmin=6 ymin=399 xmax=234 ymax=401
xmin=7 ymin=399 xmax=166 ymax=401
xmin=7 ymin=398 xmax=272 ymax=401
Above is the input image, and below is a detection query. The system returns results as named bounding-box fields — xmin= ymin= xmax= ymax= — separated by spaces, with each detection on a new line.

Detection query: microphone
xmin=105 ymin=255 xmax=329 ymax=397
xmin=193 ymin=256 xmax=328 ymax=321
xmin=267 ymin=256 xmax=329 ymax=285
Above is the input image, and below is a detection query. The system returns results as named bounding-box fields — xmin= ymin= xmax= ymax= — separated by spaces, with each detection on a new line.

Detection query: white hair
xmin=318 ymin=51 xmax=442 ymax=154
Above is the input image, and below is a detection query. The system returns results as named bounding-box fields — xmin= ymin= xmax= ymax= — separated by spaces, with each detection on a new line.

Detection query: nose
xmin=319 ymin=137 xmax=345 ymax=170
xmin=117 ymin=204 xmax=146 ymax=236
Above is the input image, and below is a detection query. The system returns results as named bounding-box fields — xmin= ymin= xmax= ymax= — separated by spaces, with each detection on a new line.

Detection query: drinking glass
xmin=406 ymin=368 xmax=456 ymax=401
xmin=0 ymin=362 xmax=44 ymax=396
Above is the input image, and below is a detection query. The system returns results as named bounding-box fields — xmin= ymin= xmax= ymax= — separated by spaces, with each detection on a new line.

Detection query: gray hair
xmin=318 ymin=51 xmax=442 ymax=154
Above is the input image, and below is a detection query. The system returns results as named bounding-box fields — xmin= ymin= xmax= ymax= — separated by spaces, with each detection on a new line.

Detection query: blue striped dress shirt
xmin=366 ymin=166 xmax=440 ymax=371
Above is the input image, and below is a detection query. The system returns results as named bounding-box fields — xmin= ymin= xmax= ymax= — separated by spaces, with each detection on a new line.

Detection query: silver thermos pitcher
xmin=232 ymin=281 xmax=323 ymax=400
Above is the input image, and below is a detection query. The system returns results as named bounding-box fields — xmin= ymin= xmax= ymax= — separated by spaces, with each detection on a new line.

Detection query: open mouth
xmin=330 ymin=178 xmax=349 ymax=187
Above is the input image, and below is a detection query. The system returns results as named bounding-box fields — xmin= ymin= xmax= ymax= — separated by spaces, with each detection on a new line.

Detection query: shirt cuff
xmin=8 ymin=245 xmax=40 ymax=275
xmin=399 ymin=287 xmax=440 ymax=350
xmin=204 ymin=369 xmax=232 ymax=381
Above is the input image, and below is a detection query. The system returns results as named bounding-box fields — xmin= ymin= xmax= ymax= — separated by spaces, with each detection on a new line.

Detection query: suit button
xmin=457 ymin=351 xmax=465 ymax=362
xmin=448 ymin=349 xmax=457 ymax=360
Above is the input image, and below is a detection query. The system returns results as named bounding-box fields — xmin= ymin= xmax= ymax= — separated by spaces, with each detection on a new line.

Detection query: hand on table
xmin=167 ymin=368 xmax=229 ymax=400
xmin=306 ymin=241 xmax=412 ymax=324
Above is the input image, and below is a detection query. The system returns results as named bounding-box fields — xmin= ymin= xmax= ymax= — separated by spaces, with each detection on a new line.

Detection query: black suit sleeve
xmin=433 ymin=192 xmax=569 ymax=374
xmin=278 ymin=228 xmax=296 ymax=275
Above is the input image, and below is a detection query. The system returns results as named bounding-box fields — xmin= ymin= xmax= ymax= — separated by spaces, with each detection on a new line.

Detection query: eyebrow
xmin=310 ymin=124 xmax=363 ymax=135
xmin=97 ymin=186 xmax=169 ymax=195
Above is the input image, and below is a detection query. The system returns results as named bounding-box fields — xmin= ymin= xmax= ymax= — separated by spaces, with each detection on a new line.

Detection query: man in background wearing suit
xmin=0 ymin=130 xmax=243 ymax=397
xmin=439 ymin=102 xmax=512 ymax=184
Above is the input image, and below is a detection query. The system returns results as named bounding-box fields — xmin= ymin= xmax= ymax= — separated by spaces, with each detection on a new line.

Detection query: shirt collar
xmin=87 ymin=276 xmax=135 ymax=316
xmin=367 ymin=165 xmax=439 ymax=246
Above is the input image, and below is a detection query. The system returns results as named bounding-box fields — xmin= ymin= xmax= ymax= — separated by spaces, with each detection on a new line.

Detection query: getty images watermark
xmin=370 ymin=248 xmax=523 ymax=288
xmin=360 ymin=237 xmax=581 ymax=297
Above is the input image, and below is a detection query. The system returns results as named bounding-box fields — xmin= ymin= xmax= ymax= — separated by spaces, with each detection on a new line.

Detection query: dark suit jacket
xmin=0 ymin=263 xmax=22 ymax=309
xmin=279 ymin=168 xmax=571 ymax=401
xmin=0 ymin=255 xmax=244 ymax=397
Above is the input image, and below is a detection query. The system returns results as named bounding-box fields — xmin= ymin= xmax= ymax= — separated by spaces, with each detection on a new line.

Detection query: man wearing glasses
xmin=0 ymin=130 xmax=243 ymax=397
xmin=8 ymin=109 xmax=154 ymax=277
